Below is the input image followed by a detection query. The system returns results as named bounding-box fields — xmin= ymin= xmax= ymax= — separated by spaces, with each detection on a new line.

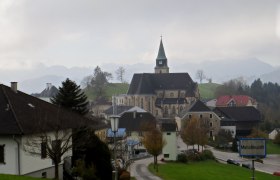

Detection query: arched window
xmin=172 ymin=106 xmax=176 ymax=114
xmin=165 ymin=106 xmax=168 ymax=114
xmin=140 ymin=98 xmax=144 ymax=108
xmin=170 ymin=92 xmax=174 ymax=97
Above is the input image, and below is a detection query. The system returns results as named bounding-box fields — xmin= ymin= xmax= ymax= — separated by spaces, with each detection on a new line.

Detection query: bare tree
xmin=196 ymin=69 xmax=206 ymax=84
xmin=115 ymin=66 xmax=126 ymax=83
xmin=24 ymin=128 xmax=74 ymax=180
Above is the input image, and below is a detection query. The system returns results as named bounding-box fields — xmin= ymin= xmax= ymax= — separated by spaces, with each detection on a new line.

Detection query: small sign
xmin=239 ymin=138 xmax=266 ymax=158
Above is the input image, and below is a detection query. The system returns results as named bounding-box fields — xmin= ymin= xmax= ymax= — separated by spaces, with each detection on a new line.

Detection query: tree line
xmin=215 ymin=78 xmax=280 ymax=131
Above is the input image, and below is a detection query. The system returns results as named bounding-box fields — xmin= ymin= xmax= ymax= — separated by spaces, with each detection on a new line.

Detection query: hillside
xmin=84 ymin=82 xmax=220 ymax=101
xmin=198 ymin=83 xmax=221 ymax=99
xmin=84 ymin=83 xmax=129 ymax=101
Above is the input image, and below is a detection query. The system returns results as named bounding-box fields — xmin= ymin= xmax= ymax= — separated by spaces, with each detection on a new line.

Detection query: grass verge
xmin=0 ymin=174 xmax=42 ymax=180
xmin=148 ymin=160 xmax=279 ymax=180
xmin=267 ymin=140 xmax=280 ymax=154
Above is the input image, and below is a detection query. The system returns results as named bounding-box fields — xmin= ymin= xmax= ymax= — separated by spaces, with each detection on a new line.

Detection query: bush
xmin=177 ymin=153 xmax=188 ymax=163
xmin=201 ymin=150 xmax=215 ymax=160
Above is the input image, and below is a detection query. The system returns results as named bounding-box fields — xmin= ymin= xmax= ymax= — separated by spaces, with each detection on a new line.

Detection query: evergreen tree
xmin=51 ymin=78 xmax=89 ymax=115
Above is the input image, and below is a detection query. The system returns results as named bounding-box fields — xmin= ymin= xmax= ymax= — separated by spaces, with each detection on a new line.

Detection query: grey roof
xmin=103 ymin=105 xmax=133 ymax=116
xmin=127 ymin=73 xmax=197 ymax=95
xmin=32 ymin=86 xmax=58 ymax=98
xmin=160 ymin=118 xmax=177 ymax=132
xmin=119 ymin=111 xmax=156 ymax=131
xmin=188 ymin=100 xmax=212 ymax=112
xmin=156 ymin=39 xmax=167 ymax=60
xmin=213 ymin=106 xmax=261 ymax=122
xmin=0 ymin=84 xmax=92 ymax=135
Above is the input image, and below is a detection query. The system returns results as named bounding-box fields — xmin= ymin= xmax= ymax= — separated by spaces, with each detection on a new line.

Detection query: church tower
xmin=154 ymin=38 xmax=169 ymax=74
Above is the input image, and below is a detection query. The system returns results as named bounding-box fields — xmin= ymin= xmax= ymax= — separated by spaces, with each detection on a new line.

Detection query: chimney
xmin=11 ymin=82 xmax=18 ymax=93
xmin=46 ymin=83 xmax=52 ymax=90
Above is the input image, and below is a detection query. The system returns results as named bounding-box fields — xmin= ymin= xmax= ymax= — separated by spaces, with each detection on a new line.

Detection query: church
xmin=115 ymin=39 xmax=199 ymax=118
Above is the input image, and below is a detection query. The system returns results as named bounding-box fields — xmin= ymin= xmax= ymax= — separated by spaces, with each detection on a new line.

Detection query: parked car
xmin=273 ymin=172 xmax=280 ymax=176
xmin=227 ymin=159 xmax=240 ymax=166
xmin=242 ymin=163 xmax=253 ymax=169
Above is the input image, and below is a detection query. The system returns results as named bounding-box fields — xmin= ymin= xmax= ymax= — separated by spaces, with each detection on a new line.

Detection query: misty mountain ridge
xmin=0 ymin=58 xmax=278 ymax=94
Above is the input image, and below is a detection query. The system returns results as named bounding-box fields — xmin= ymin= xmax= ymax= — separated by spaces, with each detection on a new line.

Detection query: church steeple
xmin=155 ymin=37 xmax=169 ymax=74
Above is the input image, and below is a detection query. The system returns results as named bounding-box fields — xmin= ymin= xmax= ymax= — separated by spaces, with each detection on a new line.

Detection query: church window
xmin=179 ymin=106 xmax=183 ymax=112
xmin=159 ymin=60 xmax=162 ymax=65
xmin=140 ymin=98 xmax=144 ymax=108
xmin=180 ymin=92 xmax=185 ymax=97
xmin=170 ymin=92 xmax=174 ymax=97
xmin=210 ymin=114 xmax=213 ymax=118
xmin=165 ymin=106 xmax=168 ymax=114
xmin=172 ymin=106 xmax=176 ymax=114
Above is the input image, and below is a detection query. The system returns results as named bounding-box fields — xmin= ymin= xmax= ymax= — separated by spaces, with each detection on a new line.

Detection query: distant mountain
xmin=260 ymin=68 xmax=280 ymax=84
xmin=1 ymin=58 xmax=278 ymax=94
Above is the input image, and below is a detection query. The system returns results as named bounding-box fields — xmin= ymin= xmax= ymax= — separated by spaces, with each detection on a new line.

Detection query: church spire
xmin=154 ymin=37 xmax=169 ymax=74
xmin=156 ymin=37 xmax=167 ymax=60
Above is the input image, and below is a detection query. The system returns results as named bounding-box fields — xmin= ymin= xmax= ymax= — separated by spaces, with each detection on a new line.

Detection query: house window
xmin=200 ymin=114 xmax=203 ymax=118
xmin=0 ymin=145 xmax=5 ymax=164
xmin=42 ymin=172 xmax=47 ymax=178
xmin=210 ymin=122 xmax=213 ymax=127
xmin=41 ymin=141 xmax=47 ymax=159
xmin=179 ymin=106 xmax=183 ymax=112
xmin=167 ymin=132 xmax=171 ymax=135
xmin=164 ymin=154 xmax=169 ymax=158
xmin=210 ymin=114 xmax=213 ymax=118
xmin=189 ymin=114 xmax=192 ymax=119
xmin=210 ymin=131 xmax=213 ymax=137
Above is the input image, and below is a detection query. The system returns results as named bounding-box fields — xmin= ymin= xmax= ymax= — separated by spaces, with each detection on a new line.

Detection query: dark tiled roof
xmin=213 ymin=106 xmax=261 ymax=122
xmin=127 ymin=73 xmax=197 ymax=96
xmin=155 ymin=98 xmax=186 ymax=105
xmin=118 ymin=112 xmax=156 ymax=131
xmin=32 ymin=86 xmax=59 ymax=98
xmin=103 ymin=105 xmax=133 ymax=116
xmin=159 ymin=119 xmax=177 ymax=132
xmin=0 ymin=84 xmax=91 ymax=135
xmin=188 ymin=100 xmax=211 ymax=112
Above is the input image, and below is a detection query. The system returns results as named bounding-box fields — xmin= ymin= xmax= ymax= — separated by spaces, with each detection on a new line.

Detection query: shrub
xmin=201 ymin=150 xmax=215 ymax=160
xmin=177 ymin=153 xmax=188 ymax=163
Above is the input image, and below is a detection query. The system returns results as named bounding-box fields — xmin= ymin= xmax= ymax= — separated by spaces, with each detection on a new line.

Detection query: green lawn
xmin=198 ymin=83 xmax=221 ymax=99
xmin=267 ymin=140 xmax=280 ymax=154
xmin=148 ymin=161 xmax=279 ymax=180
xmin=0 ymin=174 xmax=43 ymax=180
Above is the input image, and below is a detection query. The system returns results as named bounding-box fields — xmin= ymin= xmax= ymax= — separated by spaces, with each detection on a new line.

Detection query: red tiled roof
xmin=216 ymin=95 xmax=255 ymax=107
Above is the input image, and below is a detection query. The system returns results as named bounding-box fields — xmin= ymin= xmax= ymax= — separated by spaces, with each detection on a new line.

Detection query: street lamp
xmin=110 ymin=115 xmax=120 ymax=180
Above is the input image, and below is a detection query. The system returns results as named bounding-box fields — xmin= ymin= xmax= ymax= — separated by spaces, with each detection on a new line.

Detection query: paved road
xmin=130 ymin=157 xmax=163 ymax=180
xmin=177 ymin=135 xmax=280 ymax=174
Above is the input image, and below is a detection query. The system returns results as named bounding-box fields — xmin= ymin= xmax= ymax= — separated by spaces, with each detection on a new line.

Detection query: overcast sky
xmin=1 ymin=0 xmax=280 ymax=71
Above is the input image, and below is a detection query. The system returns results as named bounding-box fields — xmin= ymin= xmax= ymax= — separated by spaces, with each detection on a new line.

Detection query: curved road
xmin=130 ymin=157 xmax=163 ymax=180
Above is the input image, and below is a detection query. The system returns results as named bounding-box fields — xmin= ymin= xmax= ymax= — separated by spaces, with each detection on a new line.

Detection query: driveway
xmin=130 ymin=156 xmax=163 ymax=180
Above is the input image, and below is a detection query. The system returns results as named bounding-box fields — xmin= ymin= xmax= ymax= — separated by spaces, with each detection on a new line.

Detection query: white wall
xmin=0 ymin=137 xmax=19 ymax=174
xmin=162 ymin=132 xmax=177 ymax=161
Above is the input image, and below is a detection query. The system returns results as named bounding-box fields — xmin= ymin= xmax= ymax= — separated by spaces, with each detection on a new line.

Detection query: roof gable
xmin=0 ymin=84 xmax=90 ymax=135
xmin=216 ymin=95 xmax=254 ymax=106
xmin=188 ymin=100 xmax=211 ymax=112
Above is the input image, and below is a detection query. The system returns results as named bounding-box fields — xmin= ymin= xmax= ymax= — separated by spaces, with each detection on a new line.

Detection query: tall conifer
xmin=51 ymin=78 xmax=89 ymax=115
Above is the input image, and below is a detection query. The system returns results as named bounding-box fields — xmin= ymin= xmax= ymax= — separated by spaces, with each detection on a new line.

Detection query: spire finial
xmin=160 ymin=34 xmax=163 ymax=40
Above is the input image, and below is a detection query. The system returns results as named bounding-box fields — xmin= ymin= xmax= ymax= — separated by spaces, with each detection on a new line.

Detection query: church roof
xmin=127 ymin=73 xmax=197 ymax=96
xmin=156 ymin=39 xmax=167 ymax=60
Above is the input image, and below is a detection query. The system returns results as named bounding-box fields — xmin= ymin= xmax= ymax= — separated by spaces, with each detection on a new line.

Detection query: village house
xmin=0 ymin=82 xmax=90 ymax=179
